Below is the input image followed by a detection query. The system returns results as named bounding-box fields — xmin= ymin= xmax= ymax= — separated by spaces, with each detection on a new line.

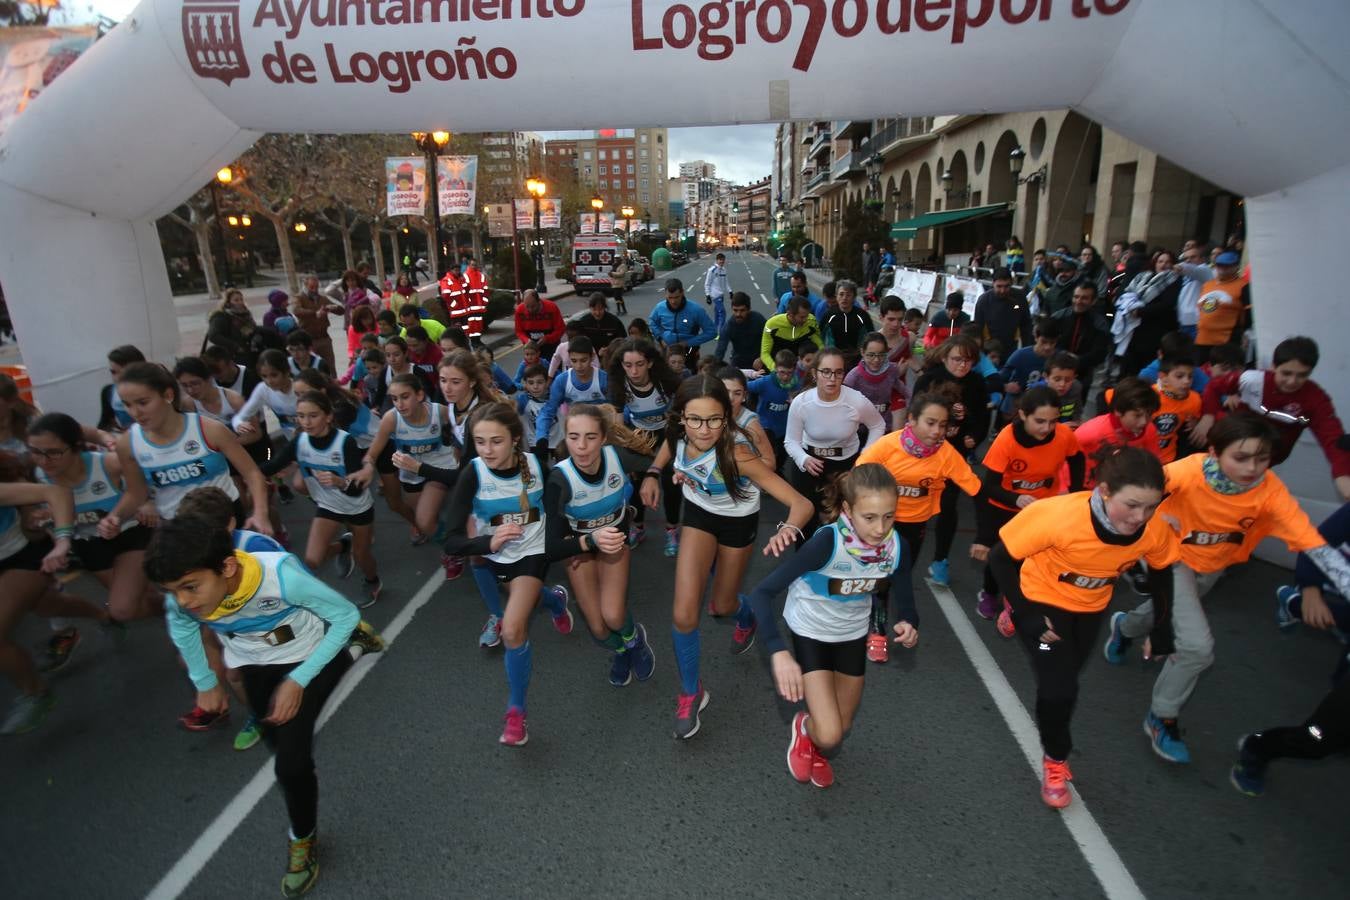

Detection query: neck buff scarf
xmin=900 ymin=423 xmax=941 ymax=459
xmin=1089 ymin=488 xmax=1124 ymax=535
xmin=837 ymin=512 xmax=894 ymax=567
xmin=1202 ymin=454 xmax=1263 ymax=495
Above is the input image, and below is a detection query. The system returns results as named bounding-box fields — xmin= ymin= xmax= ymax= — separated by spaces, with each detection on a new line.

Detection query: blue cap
xmin=1215 ymin=250 xmax=1240 ymax=266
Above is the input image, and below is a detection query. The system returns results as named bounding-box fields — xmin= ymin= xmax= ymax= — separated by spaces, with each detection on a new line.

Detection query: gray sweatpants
xmin=1117 ymin=565 xmax=1225 ymax=719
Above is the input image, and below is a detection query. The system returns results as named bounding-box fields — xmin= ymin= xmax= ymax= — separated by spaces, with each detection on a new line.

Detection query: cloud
xmin=536 ymin=127 xmax=774 ymax=186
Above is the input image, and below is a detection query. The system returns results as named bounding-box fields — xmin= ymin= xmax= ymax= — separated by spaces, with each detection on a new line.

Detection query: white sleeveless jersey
xmin=346 ymin=402 xmax=382 ymax=449
xmin=785 ymin=522 xmax=902 ymax=643
xmin=625 ymin=381 xmax=671 ymax=432
xmin=555 ymin=446 xmax=631 ymax=533
xmin=191 ymin=384 xmax=234 ymax=427
xmin=734 ymin=407 xmax=759 ymax=449
xmin=296 ymin=430 xmax=372 ymax=516
xmin=563 ymin=369 xmax=608 ymax=404
xmin=130 ymin=413 xmax=239 ymax=518
xmin=36 ymin=451 xmax=137 ymax=540
xmin=674 ymin=439 xmax=760 ymax=517
xmin=0 ymin=505 xmax=27 ymax=560
xmin=392 ymin=402 xmax=457 ymax=485
xmin=470 ymin=455 xmax=546 ymax=564
xmin=446 ymin=397 xmax=478 ymax=451
xmin=108 ymin=386 xmax=134 ymax=428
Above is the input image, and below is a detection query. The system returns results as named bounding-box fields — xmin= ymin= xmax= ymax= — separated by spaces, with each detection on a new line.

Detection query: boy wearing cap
xmin=924 ymin=293 xmax=971 ymax=350
xmin=1193 ymin=250 xmax=1250 ymax=364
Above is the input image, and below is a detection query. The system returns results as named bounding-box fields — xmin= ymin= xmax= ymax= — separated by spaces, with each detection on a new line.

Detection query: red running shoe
xmin=499 ymin=707 xmax=528 ymax=746
xmin=441 ymin=554 xmax=464 ymax=580
xmin=1041 ymin=757 xmax=1073 ymax=808
xmin=996 ymin=597 xmax=1016 ymax=638
xmin=810 ymin=753 xmax=835 ymax=789
xmin=178 ymin=705 xmax=229 ymax=732
xmin=786 ymin=711 xmax=815 ymax=783
xmin=866 ymin=633 xmax=889 ymax=664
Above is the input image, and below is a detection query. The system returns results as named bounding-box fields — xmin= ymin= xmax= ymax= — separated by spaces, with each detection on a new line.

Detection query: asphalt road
xmin=3 ymin=252 xmax=1347 ymax=899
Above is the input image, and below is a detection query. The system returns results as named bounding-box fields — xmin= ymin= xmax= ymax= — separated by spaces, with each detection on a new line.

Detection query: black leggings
xmin=978 ymin=504 xmax=1019 ymax=595
xmin=934 ymin=482 xmax=963 ymax=563
xmin=633 ymin=467 xmax=682 ymax=527
xmin=1010 ymin=599 xmax=1106 ymax=761
xmin=788 ymin=453 xmax=856 ymax=539
xmin=871 ymin=521 xmax=927 ymax=635
xmin=238 ymin=650 xmax=352 ymax=838
xmin=1247 ymin=675 xmax=1350 ymax=764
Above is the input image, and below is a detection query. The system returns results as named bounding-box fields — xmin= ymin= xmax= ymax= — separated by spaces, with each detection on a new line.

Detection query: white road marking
xmin=926 ymin=580 xmax=1146 ymax=900
xmin=145 ymin=570 xmax=446 ymax=900
xmin=759 ymin=293 xmax=771 ymax=306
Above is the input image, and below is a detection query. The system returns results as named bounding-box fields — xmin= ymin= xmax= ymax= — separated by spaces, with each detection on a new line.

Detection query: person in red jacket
xmin=440 ymin=268 xmax=469 ymax=336
xmin=513 ymin=289 xmax=566 ymax=360
xmin=1075 ymin=376 xmax=1162 ymax=487
xmin=463 ymin=258 xmax=488 ymax=346
xmin=1191 ymin=336 xmax=1350 ymax=501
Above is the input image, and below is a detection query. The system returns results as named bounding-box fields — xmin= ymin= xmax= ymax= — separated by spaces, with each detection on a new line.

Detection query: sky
xmin=66 ymin=5 xmax=776 ymax=185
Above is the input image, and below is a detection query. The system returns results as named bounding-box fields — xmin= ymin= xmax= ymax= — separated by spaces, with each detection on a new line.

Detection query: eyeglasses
xmin=862 ymin=351 xmax=888 ymax=361
xmin=815 ymin=368 xmax=845 ymax=378
xmin=26 ymin=446 xmax=69 ymax=460
xmin=946 ymin=357 xmax=975 ymax=367
xmin=682 ymin=415 xmax=726 ymax=431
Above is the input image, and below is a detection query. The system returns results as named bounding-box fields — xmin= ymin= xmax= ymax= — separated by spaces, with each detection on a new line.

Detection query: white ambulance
xmin=571 ymin=232 xmax=628 ymax=297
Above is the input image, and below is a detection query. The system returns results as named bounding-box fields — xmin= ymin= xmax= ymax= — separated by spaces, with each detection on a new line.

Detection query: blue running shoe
xmin=664 ymin=527 xmax=679 ymax=558
xmin=1144 ymin=711 xmax=1191 ymax=764
xmin=608 ymin=649 xmax=633 ymax=687
xmin=1103 ymin=611 xmax=1133 ymax=665
xmin=627 ymin=623 xmax=656 ymax=682
xmin=1275 ymin=585 xmax=1300 ymax=631
xmin=927 ymin=559 xmax=949 ymax=587
xmin=1229 ymin=735 xmax=1265 ymax=797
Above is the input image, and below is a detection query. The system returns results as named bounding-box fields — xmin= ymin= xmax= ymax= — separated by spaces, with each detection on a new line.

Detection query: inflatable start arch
xmin=1 ymin=0 xmax=1348 ymax=511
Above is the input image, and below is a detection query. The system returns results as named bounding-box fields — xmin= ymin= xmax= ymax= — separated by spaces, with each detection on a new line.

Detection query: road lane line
xmin=759 ymin=293 xmax=771 ymax=306
xmin=145 ymin=570 xmax=446 ymax=900
xmin=926 ymin=580 xmax=1146 ymax=900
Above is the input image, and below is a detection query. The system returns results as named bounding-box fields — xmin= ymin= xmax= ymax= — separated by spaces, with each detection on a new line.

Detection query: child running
xmin=640 ymin=376 xmax=812 ymax=739
xmin=544 ymin=404 xmax=657 ymax=687
xmin=857 ymin=389 xmax=981 ymax=663
xmin=989 ymin=447 xmax=1180 ymax=808
xmin=436 ymin=402 xmax=574 ymax=747
xmin=844 ymin=332 xmax=908 ymax=432
xmin=747 ymin=463 xmax=918 ymax=788
xmin=607 ymin=337 xmax=683 ymax=550
xmin=143 ymin=516 xmax=359 ymax=897
xmin=718 ymin=367 xmax=775 ymax=462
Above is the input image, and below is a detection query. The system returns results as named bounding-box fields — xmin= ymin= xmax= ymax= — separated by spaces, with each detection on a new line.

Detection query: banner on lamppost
xmin=578 ymin=213 xmax=596 ymax=234
xmin=485 ymin=202 xmax=514 ymax=238
xmin=385 ymin=156 xmax=426 ymax=217
xmin=515 ymin=198 xmax=561 ymax=229
xmin=512 ymin=199 xmax=532 ymax=231
xmin=436 ymin=155 xmax=477 ymax=215
xmin=597 ymin=212 xmax=616 ymax=233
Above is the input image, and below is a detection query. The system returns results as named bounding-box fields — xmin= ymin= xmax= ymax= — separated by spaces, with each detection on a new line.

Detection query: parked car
xmin=624 ymin=251 xmax=643 ymax=288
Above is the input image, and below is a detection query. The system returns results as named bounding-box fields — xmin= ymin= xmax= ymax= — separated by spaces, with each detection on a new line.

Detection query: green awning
xmin=890 ymin=203 xmax=1009 ymax=240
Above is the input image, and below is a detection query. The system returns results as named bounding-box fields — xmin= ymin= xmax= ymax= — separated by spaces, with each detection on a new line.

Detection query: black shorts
xmin=373 ymin=441 xmax=396 ymax=475
xmin=680 ymin=501 xmax=759 ymax=549
xmin=401 ymin=479 xmax=425 ymax=494
xmin=790 ymin=629 xmax=867 ymax=677
xmin=314 ymin=506 xmax=375 ymax=526
xmin=71 ymin=526 xmax=152 ymax=572
xmin=234 ymin=435 xmax=272 ymax=475
xmin=478 ymin=555 xmax=549 ymax=582
xmin=0 ymin=537 xmax=51 ymax=573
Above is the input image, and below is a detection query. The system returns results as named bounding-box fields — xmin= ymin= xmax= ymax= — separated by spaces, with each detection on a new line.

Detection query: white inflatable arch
xmin=1 ymin=0 xmax=1347 ymax=511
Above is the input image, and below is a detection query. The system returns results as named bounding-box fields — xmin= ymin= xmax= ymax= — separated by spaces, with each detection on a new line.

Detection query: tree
xmin=219 ymin=134 xmax=350 ymax=294
xmin=162 ymin=191 xmax=222 ymax=299
xmin=831 ymin=198 xmax=888 ymax=283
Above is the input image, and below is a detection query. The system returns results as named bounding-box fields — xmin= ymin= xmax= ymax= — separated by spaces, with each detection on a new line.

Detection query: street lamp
xmin=526 ymin=174 xmax=548 ymax=293
xmin=411 ymin=130 xmax=452 ymax=275
xmin=940 ymin=168 xmax=970 ymax=207
xmin=590 ymin=195 xmax=603 ymax=233
xmin=620 ymin=204 xmax=634 ymax=240
xmin=1008 ymin=145 xmax=1047 ymax=189
xmin=210 ymin=166 xmax=235 ymax=290
xmin=864 ymin=151 xmax=884 ymax=200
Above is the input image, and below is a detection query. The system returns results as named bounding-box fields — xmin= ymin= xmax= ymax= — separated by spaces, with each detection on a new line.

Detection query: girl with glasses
xmin=640 ymin=376 xmax=812 ymax=740
xmin=844 ymin=332 xmax=909 ymax=433
xmin=784 ymin=348 xmax=886 ymax=539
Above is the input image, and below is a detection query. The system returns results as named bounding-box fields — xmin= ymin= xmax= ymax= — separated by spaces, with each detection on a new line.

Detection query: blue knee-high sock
xmin=539 ymin=584 xmax=565 ymax=616
xmin=504 ymin=642 xmax=532 ymax=712
xmin=471 ymin=565 xmax=503 ymax=617
xmin=734 ymin=594 xmax=756 ymax=629
xmin=671 ymin=626 xmax=700 ymax=695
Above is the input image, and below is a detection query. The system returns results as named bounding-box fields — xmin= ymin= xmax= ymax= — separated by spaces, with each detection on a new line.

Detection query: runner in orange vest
xmin=439 ymin=268 xmax=470 ymax=337
xmin=463 ymin=258 xmax=488 ymax=346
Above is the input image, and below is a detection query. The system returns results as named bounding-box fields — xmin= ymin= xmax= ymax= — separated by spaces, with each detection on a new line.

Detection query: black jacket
xmin=574 ymin=312 xmax=627 ymax=354
xmin=822 ymin=307 xmax=875 ymax=353
xmin=973 ymin=289 xmax=1033 ymax=351
xmin=914 ymin=366 xmax=996 ymax=449
xmin=714 ymin=310 xmax=767 ymax=367
xmin=1051 ymin=307 xmax=1111 ymax=373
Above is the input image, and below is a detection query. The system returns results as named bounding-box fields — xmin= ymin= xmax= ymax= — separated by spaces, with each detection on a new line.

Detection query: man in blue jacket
xmin=651 ymin=278 xmax=715 ymax=370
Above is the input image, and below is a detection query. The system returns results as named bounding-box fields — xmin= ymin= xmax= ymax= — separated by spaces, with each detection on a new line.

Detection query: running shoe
xmin=627 ymin=523 xmax=646 ymax=548
xmin=277 ymin=482 xmax=295 ymax=505
xmin=627 ymin=624 xmax=656 ymax=682
xmin=348 ymin=620 xmax=385 ymax=656
xmin=1275 ymin=585 xmax=1300 ymax=631
xmin=0 ymin=691 xmax=54 ymax=736
xmin=335 ymin=533 xmax=354 ymax=579
xmin=1126 ymin=563 xmax=1152 ymax=598
xmin=731 ymin=616 xmax=757 ymax=655
xmin=1103 ymin=611 xmax=1133 ymax=665
xmin=866 ymin=632 xmax=889 ymax=664
xmin=927 ymin=559 xmax=950 ymax=587
xmin=39 ymin=627 xmax=80 ymax=674
xmin=361 ymin=578 xmax=382 ymax=609
xmin=786 ymin=711 xmax=814 ymax=783
xmin=410 ymin=527 xmax=428 ymax=546
xmin=609 ymin=649 xmax=633 ymax=687
xmin=178 ymin=705 xmax=230 ymax=732
xmin=975 ymin=590 xmax=999 ymax=620
xmin=810 ymin=753 xmax=835 ymax=789
xmin=500 ymin=707 xmax=528 ymax=746
xmin=673 ymin=685 xmax=710 ymax=740
xmin=996 ymin=598 xmax=1016 ymax=639
xmin=1229 ymin=735 xmax=1266 ymax=797
xmin=233 ymin=716 xmax=262 ymax=752
xmin=664 ymin=527 xmax=679 ymax=558
xmin=547 ymin=585 xmax=574 ymax=635
xmin=1040 ymin=756 xmax=1073 ymax=808
xmin=1144 ymin=711 xmax=1191 ymax=764
xmin=282 ymin=832 xmax=319 ymax=898
xmin=441 ymin=554 xmax=464 ymax=580
xmin=479 ymin=615 xmax=502 ymax=649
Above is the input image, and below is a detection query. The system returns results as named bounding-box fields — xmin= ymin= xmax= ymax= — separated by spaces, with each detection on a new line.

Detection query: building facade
xmin=543 ymin=128 xmax=669 ymax=224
